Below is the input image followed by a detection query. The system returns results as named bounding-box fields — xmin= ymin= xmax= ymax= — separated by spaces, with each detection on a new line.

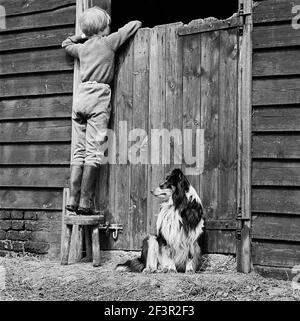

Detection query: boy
xmin=62 ymin=7 xmax=142 ymax=215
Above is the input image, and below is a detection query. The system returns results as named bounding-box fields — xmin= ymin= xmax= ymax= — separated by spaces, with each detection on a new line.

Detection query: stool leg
xmin=92 ymin=227 xmax=101 ymax=267
xmin=69 ymin=225 xmax=84 ymax=264
xmin=84 ymin=226 xmax=92 ymax=262
xmin=61 ymin=225 xmax=72 ymax=265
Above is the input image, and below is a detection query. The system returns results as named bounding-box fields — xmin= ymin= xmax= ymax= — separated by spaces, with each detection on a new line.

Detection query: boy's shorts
xmin=71 ymin=81 xmax=112 ymax=167
xmin=73 ymin=81 xmax=111 ymax=118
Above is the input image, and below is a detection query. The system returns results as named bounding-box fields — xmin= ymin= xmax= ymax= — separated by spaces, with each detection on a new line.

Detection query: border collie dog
xmin=117 ymin=168 xmax=205 ymax=273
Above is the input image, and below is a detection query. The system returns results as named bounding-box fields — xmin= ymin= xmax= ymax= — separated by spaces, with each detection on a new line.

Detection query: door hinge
xmin=238 ymin=2 xmax=251 ymax=35
xmin=236 ymin=206 xmax=251 ymax=240
xmin=236 ymin=230 xmax=242 ymax=241
xmin=237 ymin=206 xmax=243 ymax=219
xmin=239 ymin=2 xmax=252 ymax=18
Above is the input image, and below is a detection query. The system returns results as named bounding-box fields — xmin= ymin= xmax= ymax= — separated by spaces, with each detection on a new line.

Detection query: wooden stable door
xmin=96 ymin=17 xmax=250 ymax=260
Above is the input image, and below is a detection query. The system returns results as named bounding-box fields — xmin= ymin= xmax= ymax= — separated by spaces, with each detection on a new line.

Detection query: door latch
xmin=99 ymin=221 xmax=123 ymax=240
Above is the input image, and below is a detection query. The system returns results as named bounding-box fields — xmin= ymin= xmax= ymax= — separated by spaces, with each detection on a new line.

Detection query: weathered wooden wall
xmin=0 ymin=0 xmax=243 ymax=259
xmin=252 ymin=0 xmax=300 ymax=278
xmin=0 ymin=0 xmax=76 ymax=258
xmin=97 ymin=20 xmax=240 ymax=254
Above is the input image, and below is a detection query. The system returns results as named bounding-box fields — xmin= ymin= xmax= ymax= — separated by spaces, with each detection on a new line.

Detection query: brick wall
xmin=0 ymin=210 xmax=61 ymax=258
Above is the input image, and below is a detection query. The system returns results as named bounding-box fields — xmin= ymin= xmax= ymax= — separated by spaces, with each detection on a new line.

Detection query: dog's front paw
xmin=185 ymin=268 xmax=195 ymax=274
xmin=185 ymin=264 xmax=195 ymax=274
xmin=143 ymin=267 xmax=157 ymax=274
xmin=162 ymin=266 xmax=177 ymax=273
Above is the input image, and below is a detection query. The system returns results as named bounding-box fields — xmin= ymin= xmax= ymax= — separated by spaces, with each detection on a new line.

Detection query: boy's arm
xmin=105 ymin=20 xmax=142 ymax=51
xmin=62 ymin=35 xmax=86 ymax=58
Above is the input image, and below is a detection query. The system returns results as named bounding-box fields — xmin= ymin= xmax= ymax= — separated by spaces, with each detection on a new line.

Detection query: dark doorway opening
xmin=111 ymin=0 xmax=239 ymax=31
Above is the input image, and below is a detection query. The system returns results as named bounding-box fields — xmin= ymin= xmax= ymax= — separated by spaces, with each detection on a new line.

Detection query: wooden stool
xmin=61 ymin=215 xmax=104 ymax=267
xmin=60 ymin=189 xmax=104 ymax=267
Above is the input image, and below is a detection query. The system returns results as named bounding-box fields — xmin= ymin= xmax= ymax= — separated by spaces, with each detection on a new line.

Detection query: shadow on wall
xmin=111 ymin=0 xmax=239 ymax=31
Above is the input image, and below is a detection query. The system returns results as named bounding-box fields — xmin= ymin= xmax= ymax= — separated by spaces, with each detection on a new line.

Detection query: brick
xmin=24 ymin=241 xmax=49 ymax=254
xmin=24 ymin=221 xmax=38 ymax=231
xmin=0 ymin=230 xmax=6 ymax=240
xmin=11 ymin=210 xmax=24 ymax=220
xmin=24 ymin=211 xmax=38 ymax=220
xmin=0 ymin=240 xmax=24 ymax=252
xmin=31 ymin=231 xmax=48 ymax=243
xmin=37 ymin=212 xmax=60 ymax=221
xmin=6 ymin=231 xmax=18 ymax=241
xmin=0 ymin=211 xmax=10 ymax=220
xmin=7 ymin=230 xmax=31 ymax=241
xmin=0 ymin=250 xmax=10 ymax=257
xmin=12 ymin=241 xmax=25 ymax=252
xmin=0 ymin=240 xmax=12 ymax=251
xmin=0 ymin=220 xmax=11 ymax=231
xmin=11 ymin=220 xmax=24 ymax=230
xmin=31 ymin=231 xmax=60 ymax=243
xmin=24 ymin=220 xmax=51 ymax=231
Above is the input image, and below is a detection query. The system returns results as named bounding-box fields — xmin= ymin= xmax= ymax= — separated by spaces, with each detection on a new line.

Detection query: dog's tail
xmin=116 ymin=257 xmax=146 ymax=272
xmin=115 ymin=236 xmax=150 ymax=272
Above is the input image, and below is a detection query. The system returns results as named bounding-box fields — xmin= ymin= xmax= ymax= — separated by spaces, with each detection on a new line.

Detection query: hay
xmin=0 ymin=252 xmax=299 ymax=301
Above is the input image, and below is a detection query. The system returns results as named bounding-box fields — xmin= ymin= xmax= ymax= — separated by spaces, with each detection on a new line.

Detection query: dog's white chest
xmin=156 ymin=201 xmax=184 ymax=245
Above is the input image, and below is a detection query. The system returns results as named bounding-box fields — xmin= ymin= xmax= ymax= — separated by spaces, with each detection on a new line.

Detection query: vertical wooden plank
xmin=200 ymin=30 xmax=220 ymax=222
xmin=147 ymin=25 xmax=166 ymax=234
xmin=61 ymin=188 xmax=68 ymax=256
xmin=96 ymin=165 xmax=110 ymax=215
xmin=92 ymin=227 xmax=101 ymax=267
xmin=237 ymin=0 xmax=253 ymax=273
xmin=165 ymin=22 xmax=184 ymax=175
xmin=218 ymin=28 xmax=238 ymax=221
xmin=99 ymin=52 xmax=119 ymax=249
xmin=112 ymin=39 xmax=135 ymax=249
xmin=61 ymin=188 xmax=71 ymax=264
xmin=90 ymin=1 xmax=111 ymax=248
xmin=68 ymin=0 xmax=93 ymax=259
xmin=71 ymin=0 xmax=93 ymax=137
xmin=130 ymin=29 xmax=150 ymax=249
xmin=182 ymin=32 xmax=201 ymax=194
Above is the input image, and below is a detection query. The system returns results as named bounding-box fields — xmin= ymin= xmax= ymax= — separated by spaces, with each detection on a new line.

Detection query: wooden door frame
xmin=72 ymin=0 xmax=253 ymax=273
xmin=236 ymin=0 xmax=253 ymax=273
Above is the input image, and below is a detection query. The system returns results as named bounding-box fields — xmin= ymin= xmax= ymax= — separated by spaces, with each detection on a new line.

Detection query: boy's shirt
xmin=62 ymin=20 xmax=142 ymax=85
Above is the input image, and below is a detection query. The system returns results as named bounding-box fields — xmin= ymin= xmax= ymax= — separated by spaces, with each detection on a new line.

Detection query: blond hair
xmin=79 ymin=6 xmax=111 ymax=37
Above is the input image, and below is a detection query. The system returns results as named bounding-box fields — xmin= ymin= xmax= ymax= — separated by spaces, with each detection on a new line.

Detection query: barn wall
xmin=0 ymin=0 xmax=75 ymax=258
xmin=252 ymin=0 xmax=300 ymax=278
